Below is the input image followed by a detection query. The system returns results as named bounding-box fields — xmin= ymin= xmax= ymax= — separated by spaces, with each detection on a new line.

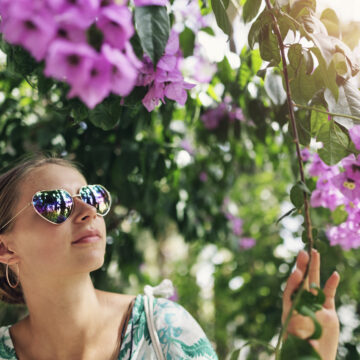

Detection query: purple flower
xmin=300 ymin=148 xmax=311 ymax=162
xmin=229 ymin=107 xmax=245 ymax=122
xmin=142 ymin=82 xmax=165 ymax=112
xmin=239 ymin=237 xmax=256 ymax=250
xmin=164 ymin=80 xmax=194 ymax=105
xmin=190 ymin=55 xmax=217 ymax=83
xmin=180 ymin=139 xmax=195 ymax=155
xmin=232 ymin=217 xmax=243 ymax=236
xmin=55 ymin=22 xmax=87 ymax=43
xmin=47 ymin=0 xmax=100 ymax=27
xmin=139 ymin=30 xmax=195 ymax=111
xmin=45 ymin=40 xmax=97 ymax=86
xmin=102 ymin=44 xmax=140 ymax=97
xmin=1 ymin=3 xmax=56 ymax=61
xmin=308 ymin=153 xmax=338 ymax=177
xmin=326 ymin=207 xmax=360 ymax=249
xmin=341 ymin=154 xmax=360 ymax=182
xmin=96 ymin=5 xmax=134 ymax=51
xmin=134 ymin=0 xmax=168 ymax=6
xmin=349 ymin=125 xmax=360 ymax=150
xmin=201 ymin=104 xmax=227 ymax=130
xmin=199 ymin=171 xmax=208 ymax=182
xmin=67 ymin=53 xmax=112 ymax=109
xmin=310 ymin=188 xmax=343 ymax=211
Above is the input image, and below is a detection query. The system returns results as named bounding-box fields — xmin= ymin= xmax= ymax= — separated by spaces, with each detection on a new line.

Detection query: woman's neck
xmin=11 ymin=274 xmax=126 ymax=360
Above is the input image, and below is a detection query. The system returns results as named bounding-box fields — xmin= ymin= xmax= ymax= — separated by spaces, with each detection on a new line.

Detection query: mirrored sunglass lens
xmin=80 ymin=185 xmax=111 ymax=215
xmin=32 ymin=190 xmax=73 ymax=224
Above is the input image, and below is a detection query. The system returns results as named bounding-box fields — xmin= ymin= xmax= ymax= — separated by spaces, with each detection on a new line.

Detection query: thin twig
xmin=295 ymin=103 xmax=360 ymax=123
xmin=263 ymin=1 xmax=314 ymax=357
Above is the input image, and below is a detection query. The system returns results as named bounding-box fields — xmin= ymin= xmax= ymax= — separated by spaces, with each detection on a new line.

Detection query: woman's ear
xmin=0 ymin=236 xmax=20 ymax=265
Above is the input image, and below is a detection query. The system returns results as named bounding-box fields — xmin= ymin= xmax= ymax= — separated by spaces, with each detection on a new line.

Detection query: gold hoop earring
xmin=6 ymin=263 xmax=19 ymax=289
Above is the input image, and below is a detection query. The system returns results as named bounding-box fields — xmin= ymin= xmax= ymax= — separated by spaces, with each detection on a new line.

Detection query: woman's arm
xmin=282 ymin=249 xmax=340 ymax=360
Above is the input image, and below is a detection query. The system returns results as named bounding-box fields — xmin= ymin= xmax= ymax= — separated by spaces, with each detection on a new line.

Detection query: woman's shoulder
xmin=0 ymin=325 xmax=17 ymax=359
xmin=152 ymin=297 xmax=219 ymax=359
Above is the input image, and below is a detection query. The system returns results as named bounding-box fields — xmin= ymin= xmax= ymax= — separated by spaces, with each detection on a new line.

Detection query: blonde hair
xmin=0 ymin=154 xmax=80 ymax=304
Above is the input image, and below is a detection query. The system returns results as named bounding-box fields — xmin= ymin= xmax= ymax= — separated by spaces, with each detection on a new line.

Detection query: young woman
xmin=0 ymin=156 xmax=340 ymax=359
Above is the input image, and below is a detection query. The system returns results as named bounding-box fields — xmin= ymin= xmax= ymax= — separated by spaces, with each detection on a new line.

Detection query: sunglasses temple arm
xmin=0 ymin=203 xmax=31 ymax=232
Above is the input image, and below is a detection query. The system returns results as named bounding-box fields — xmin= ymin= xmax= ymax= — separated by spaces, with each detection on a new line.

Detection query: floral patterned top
xmin=0 ymin=294 xmax=218 ymax=359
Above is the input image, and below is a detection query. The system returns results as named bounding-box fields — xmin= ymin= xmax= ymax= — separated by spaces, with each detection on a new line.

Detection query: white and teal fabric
xmin=0 ymin=294 xmax=218 ymax=359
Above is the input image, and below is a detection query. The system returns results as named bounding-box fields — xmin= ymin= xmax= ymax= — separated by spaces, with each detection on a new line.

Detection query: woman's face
xmin=5 ymin=164 xmax=107 ymax=280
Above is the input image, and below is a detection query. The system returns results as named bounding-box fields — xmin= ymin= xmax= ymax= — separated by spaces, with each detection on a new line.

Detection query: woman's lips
xmin=72 ymin=235 xmax=101 ymax=245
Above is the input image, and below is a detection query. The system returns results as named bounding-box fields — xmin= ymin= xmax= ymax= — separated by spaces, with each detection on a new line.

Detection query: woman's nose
xmin=73 ymin=197 xmax=97 ymax=223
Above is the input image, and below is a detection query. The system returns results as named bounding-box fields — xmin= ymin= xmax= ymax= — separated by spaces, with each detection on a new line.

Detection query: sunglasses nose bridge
xmin=73 ymin=193 xmax=97 ymax=216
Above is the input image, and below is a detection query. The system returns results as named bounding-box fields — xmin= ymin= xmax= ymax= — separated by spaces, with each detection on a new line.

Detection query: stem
xmin=263 ymin=1 xmax=314 ymax=357
xmin=295 ymin=103 xmax=360 ymax=122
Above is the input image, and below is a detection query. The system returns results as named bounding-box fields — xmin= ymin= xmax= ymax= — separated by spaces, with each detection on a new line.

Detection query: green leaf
xmin=238 ymin=62 xmax=252 ymax=89
xmin=211 ymin=0 xmax=232 ymax=37
xmin=303 ymin=50 xmax=314 ymax=75
xmin=311 ymin=47 xmax=338 ymax=100
xmin=298 ymin=305 xmax=322 ymax=340
xmin=218 ymin=56 xmax=235 ymax=84
xmin=332 ymin=52 xmax=348 ymax=77
xmin=332 ymin=205 xmax=348 ymax=225
xmin=324 ymin=81 xmax=360 ymax=129
xmin=259 ymin=26 xmax=281 ymax=65
xmin=317 ymin=120 xmax=349 ymax=165
xmin=248 ymin=10 xmax=272 ymax=49
xmin=264 ymin=72 xmax=286 ymax=105
xmin=134 ymin=6 xmax=170 ymax=66
xmin=179 ymin=27 xmax=196 ymax=58
xmin=288 ymin=61 xmax=318 ymax=104
xmin=280 ymin=334 xmax=321 ymax=360
xmin=290 ymin=182 xmax=304 ymax=209
xmin=290 ymin=0 xmax=316 ymax=19
xmin=242 ymin=0 xmax=262 ymax=23
xmin=89 ymin=99 xmax=122 ymax=130
xmin=251 ymin=49 xmax=263 ymax=73
xmin=310 ymin=106 xmax=328 ymax=138
xmin=278 ymin=14 xmax=298 ymax=39
xmin=320 ymin=8 xmax=340 ymax=37
xmin=288 ymin=43 xmax=302 ymax=72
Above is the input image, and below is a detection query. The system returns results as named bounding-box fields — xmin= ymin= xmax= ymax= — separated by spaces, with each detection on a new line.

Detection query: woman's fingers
xmin=323 ymin=271 xmax=340 ymax=309
xmin=296 ymin=250 xmax=310 ymax=290
xmin=309 ymin=249 xmax=320 ymax=290
xmin=282 ymin=251 xmax=309 ymax=321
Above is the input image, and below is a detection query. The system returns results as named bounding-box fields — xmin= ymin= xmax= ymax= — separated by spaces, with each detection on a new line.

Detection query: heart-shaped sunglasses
xmin=0 ymin=185 xmax=111 ymax=231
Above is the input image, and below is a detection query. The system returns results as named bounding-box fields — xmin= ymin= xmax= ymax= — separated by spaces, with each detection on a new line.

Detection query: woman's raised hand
xmin=282 ymin=249 xmax=340 ymax=360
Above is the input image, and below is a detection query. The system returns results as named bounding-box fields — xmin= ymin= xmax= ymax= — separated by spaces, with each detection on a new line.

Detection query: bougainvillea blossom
xmin=239 ymin=237 xmax=256 ymax=250
xmin=0 ymin=5 xmax=56 ymax=61
xmin=67 ymin=53 xmax=113 ymax=109
xmin=102 ymin=44 xmax=140 ymax=96
xmin=96 ymin=5 xmax=134 ymax=50
xmin=133 ymin=0 xmax=168 ymax=6
xmin=45 ymin=40 xmax=98 ymax=86
xmin=138 ymin=30 xmax=195 ymax=112
xmin=201 ymin=98 xmax=245 ymax=130
xmin=349 ymin=125 xmax=360 ymax=150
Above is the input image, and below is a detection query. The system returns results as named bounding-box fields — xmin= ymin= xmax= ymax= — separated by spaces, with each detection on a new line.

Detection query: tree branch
xmin=263 ymin=1 xmax=315 ymax=357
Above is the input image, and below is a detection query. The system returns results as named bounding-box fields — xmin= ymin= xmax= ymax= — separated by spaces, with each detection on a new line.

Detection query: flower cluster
xmin=0 ymin=0 xmax=146 ymax=108
xmin=222 ymin=198 xmax=256 ymax=250
xmin=304 ymin=126 xmax=360 ymax=249
xmin=136 ymin=30 xmax=195 ymax=112
xmin=0 ymin=0 xmax=201 ymax=112
xmin=201 ymin=96 xmax=245 ymax=130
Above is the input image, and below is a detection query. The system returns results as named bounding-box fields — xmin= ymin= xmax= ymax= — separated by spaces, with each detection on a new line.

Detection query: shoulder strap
xmin=144 ymin=294 xmax=165 ymax=360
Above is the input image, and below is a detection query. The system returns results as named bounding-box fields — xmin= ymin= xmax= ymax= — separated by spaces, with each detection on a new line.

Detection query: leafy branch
xmin=263 ymin=0 xmax=315 ymax=357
